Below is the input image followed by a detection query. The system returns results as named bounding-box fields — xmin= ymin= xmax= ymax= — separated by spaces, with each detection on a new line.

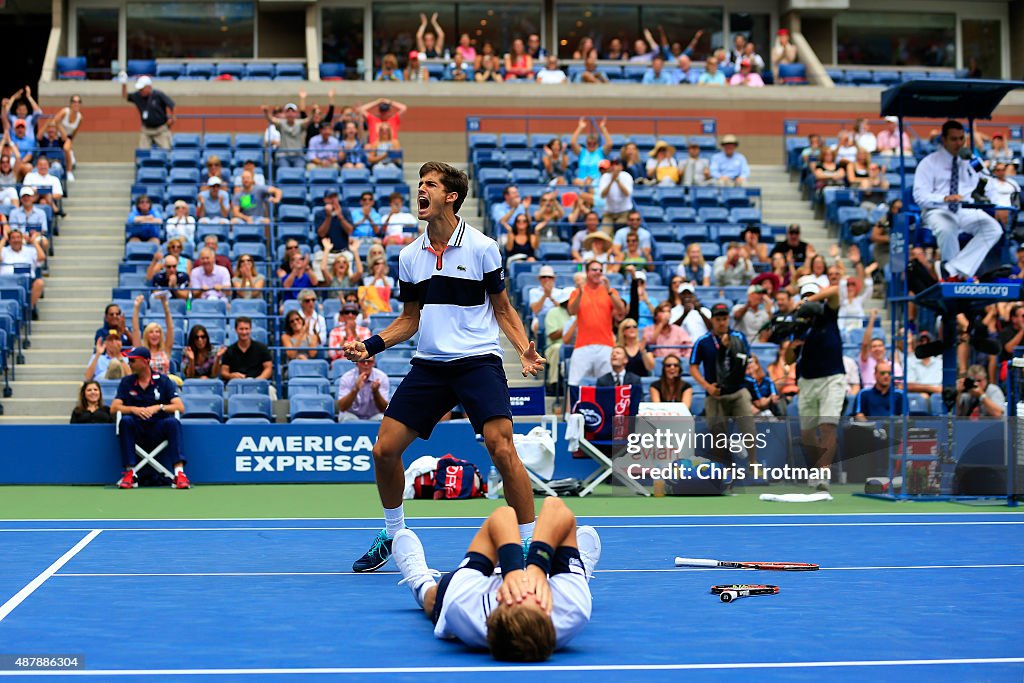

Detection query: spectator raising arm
xmin=416 ymin=13 xmax=445 ymax=55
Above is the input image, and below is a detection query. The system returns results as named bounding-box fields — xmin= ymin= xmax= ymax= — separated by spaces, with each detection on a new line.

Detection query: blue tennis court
xmin=0 ymin=513 xmax=1022 ymax=681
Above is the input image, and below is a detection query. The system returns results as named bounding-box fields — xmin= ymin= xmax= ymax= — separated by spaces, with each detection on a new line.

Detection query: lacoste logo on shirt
xmin=457 ymin=265 xmax=466 ymax=271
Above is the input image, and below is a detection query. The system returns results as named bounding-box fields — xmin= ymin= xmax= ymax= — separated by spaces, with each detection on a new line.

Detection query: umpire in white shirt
xmin=912 ymin=120 xmax=1002 ymax=281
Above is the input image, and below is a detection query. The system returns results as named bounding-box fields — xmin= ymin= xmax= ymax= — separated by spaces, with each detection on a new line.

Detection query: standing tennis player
xmin=344 ymin=161 xmax=545 ymax=572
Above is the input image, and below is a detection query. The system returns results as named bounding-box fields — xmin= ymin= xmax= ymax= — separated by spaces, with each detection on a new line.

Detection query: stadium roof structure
xmin=880 ymin=79 xmax=1024 ymax=120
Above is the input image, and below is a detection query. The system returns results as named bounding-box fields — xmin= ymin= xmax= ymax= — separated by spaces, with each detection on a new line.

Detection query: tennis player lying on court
xmin=392 ymin=496 xmax=600 ymax=662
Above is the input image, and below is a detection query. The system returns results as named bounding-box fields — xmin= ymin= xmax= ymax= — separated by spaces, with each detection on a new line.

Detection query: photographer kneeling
xmin=784 ymin=277 xmax=845 ymax=490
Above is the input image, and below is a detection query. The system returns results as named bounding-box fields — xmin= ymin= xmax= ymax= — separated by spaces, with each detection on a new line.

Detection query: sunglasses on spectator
xmin=360 ymin=197 xmax=374 ymax=203
xmin=621 ymin=324 xmax=637 ymax=329
xmin=194 ymin=333 xmax=208 ymax=339
xmin=664 ymin=363 xmax=681 ymax=368
xmin=301 ymin=297 xmax=316 ymax=303
xmin=588 ymin=267 xmax=603 ymax=272
xmin=239 ymin=257 xmax=252 ymax=263
xmin=877 ymin=371 xmax=891 ymax=376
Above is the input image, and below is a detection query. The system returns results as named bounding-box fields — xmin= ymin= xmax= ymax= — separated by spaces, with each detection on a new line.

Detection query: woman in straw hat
xmin=581 ymin=230 xmax=619 ymax=273
xmin=645 ymin=140 xmax=681 ymax=186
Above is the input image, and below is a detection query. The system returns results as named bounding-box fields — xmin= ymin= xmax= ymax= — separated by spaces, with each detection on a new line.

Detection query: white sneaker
xmin=392 ymin=529 xmax=439 ymax=607
xmin=808 ymin=476 xmax=830 ymax=492
xmin=575 ymin=525 xmax=602 ymax=581
xmin=66 ymin=171 xmax=75 ymax=183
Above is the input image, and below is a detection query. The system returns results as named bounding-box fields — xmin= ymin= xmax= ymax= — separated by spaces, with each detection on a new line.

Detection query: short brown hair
xmin=419 ymin=161 xmax=469 ymax=213
xmin=486 ymin=603 xmax=556 ymax=662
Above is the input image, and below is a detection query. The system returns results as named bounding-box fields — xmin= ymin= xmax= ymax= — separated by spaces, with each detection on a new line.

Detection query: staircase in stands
xmin=0 ymin=163 xmax=133 ymax=423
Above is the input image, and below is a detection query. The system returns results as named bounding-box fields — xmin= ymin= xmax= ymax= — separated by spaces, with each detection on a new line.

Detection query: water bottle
xmin=486 ymin=466 xmax=501 ymax=499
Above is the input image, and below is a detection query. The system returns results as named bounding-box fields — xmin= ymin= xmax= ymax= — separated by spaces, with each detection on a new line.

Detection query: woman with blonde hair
xmin=367 ymin=122 xmax=401 ymax=171
xmin=616 ymin=317 xmax=654 ymax=377
xmin=321 ymin=240 xmax=363 ymax=291
xmin=677 ymin=243 xmax=711 ymax=286
xmin=131 ymin=294 xmax=174 ymax=376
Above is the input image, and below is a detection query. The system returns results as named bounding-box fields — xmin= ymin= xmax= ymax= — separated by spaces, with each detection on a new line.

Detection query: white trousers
xmin=923 ymin=207 xmax=1002 ymax=278
xmin=567 ymin=344 xmax=612 ymax=386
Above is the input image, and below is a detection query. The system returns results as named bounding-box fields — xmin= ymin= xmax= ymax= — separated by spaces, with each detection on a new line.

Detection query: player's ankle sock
xmin=384 ymin=504 xmax=405 ymax=538
xmin=518 ymin=521 xmax=536 ymax=543
xmin=174 ymin=465 xmax=183 ymax=475
xmin=415 ymin=579 xmax=437 ymax=607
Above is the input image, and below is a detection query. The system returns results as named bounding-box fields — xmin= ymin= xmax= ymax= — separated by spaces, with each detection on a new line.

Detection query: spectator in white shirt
xmin=597 ymin=158 xmax=634 ymax=231
xmin=0 ymin=228 xmax=45 ymax=312
xmin=22 ymin=155 xmax=62 ymax=207
xmin=986 ymin=162 xmax=1021 ymax=227
xmin=535 ymin=55 xmax=568 ymax=84
xmin=380 ymin=192 xmax=419 ymax=245
xmin=164 ymin=200 xmax=196 ymax=244
xmin=853 ymin=118 xmax=878 ymax=154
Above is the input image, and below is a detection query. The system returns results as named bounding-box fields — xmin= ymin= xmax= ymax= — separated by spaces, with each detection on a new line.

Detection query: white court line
xmin=2 ymin=520 xmax=1023 ymax=533
xmin=51 ymin=563 xmax=1024 ymax=578
xmin=0 ymin=657 xmax=1022 ymax=676
xmin=2 ymin=511 xmax=1023 ymax=522
xmin=0 ymin=530 xmax=101 ymax=623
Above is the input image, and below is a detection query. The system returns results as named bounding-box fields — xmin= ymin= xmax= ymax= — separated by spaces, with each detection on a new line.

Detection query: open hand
xmin=520 ymin=341 xmax=545 ymax=377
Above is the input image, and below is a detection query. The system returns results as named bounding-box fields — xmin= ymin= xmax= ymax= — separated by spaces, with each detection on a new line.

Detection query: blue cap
xmin=125 ymin=347 xmax=151 ymax=361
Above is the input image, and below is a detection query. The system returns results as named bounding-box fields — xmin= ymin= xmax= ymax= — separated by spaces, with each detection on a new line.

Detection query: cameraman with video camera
xmin=689 ymin=303 xmax=757 ymax=465
xmin=784 ymin=276 xmax=845 ymax=490
xmin=956 ymin=364 xmax=1005 ymax=418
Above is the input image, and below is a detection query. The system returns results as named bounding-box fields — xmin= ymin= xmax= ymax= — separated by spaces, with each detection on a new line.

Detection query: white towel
xmin=513 ymin=426 xmax=556 ymax=480
xmin=758 ymin=492 xmax=834 ymax=503
xmin=402 ymin=455 xmax=439 ymax=499
xmin=565 ymin=413 xmax=585 ymax=452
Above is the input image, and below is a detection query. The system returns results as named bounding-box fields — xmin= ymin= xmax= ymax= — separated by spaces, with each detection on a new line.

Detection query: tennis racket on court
xmin=710 ymin=584 xmax=779 ymax=603
xmin=675 ymin=557 xmax=819 ymax=571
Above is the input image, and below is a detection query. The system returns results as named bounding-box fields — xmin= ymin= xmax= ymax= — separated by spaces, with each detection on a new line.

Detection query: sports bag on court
xmin=433 ymin=455 xmax=485 ymax=499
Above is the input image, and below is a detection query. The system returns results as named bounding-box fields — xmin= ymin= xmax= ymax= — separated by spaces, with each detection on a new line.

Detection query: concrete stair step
xmin=7 ymin=381 xmax=85 ymax=398
xmin=11 ymin=364 xmax=93 ymax=380
xmin=0 ymin=397 xmax=77 ymax=417
xmin=0 ymin=416 xmax=70 ymax=424
xmin=20 ymin=334 xmax=103 ymax=350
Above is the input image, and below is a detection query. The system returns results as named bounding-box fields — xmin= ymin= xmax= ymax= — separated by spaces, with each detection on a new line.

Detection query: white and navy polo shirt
xmin=398 ymin=217 xmax=505 ymax=362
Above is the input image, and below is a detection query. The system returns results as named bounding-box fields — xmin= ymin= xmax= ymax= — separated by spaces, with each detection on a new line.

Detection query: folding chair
xmin=566 ymin=384 xmax=650 ymax=497
xmin=115 ymin=410 xmax=181 ymax=486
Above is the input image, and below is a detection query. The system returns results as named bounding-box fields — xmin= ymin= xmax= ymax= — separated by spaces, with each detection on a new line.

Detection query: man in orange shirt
xmin=566 ymin=261 xmax=626 ymax=385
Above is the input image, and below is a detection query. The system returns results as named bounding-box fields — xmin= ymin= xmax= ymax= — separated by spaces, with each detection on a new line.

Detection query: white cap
xmin=678 ymin=282 xmax=695 ymax=294
xmin=797 ymin=275 xmax=821 ymax=297
xmin=284 ymin=103 xmax=298 ymax=111
xmin=135 ymin=75 xmax=152 ymax=90
xmin=207 ymin=177 xmax=222 ymax=186
xmin=19 ymin=186 xmax=36 ymax=197
xmin=885 ymin=115 xmax=899 ymax=124
xmin=553 ymin=288 xmax=572 ymax=304
xmin=537 ymin=265 xmax=556 ymax=278
xmin=634 ymin=270 xmax=647 ymax=281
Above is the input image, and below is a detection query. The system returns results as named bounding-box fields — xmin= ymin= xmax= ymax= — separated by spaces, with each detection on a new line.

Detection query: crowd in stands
xmin=368 ymin=26 xmax=799 ymax=86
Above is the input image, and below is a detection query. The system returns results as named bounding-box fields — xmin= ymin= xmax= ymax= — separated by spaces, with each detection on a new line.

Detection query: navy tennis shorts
xmin=384 ymin=354 xmax=512 ymax=439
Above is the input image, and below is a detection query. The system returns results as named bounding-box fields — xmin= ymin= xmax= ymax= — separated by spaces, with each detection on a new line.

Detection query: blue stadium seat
xmin=308 ymin=168 xmax=339 ymax=186
xmin=664 ymin=207 xmax=697 ymax=223
xmin=182 ymin=395 xmax=224 ymax=422
xmin=56 ymin=56 xmax=87 ymax=80
xmin=692 ymin=187 xmax=722 ymax=208
xmin=469 ymin=133 xmax=498 ymax=149
xmin=289 ymin=395 xmax=335 ymax=421
xmin=170 ymin=150 xmax=201 ymax=168
xmin=778 ymin=63 xmax=807 ymax=85
xmin=181 ymin=379 xmax=225 ymax=397
xmin=908 ymin=393 xmax=930 ymax=416
xmin=275 ymin=63 xmax=306 ymax=79
xmin=287 ymin=377 xmax=332 ymax=397
xmin=227 ymin=394 xmax=273 ymax=421
xmin=203 ymin=133 xmax=232 ymax=150
xmin=186 ymin=62 xmax=215 ymax=80
xmin=127 ymin=59 xmax=157 ymax=77
xmin=476 ymin=168 xmax=510 ymax=187
xmin=137 ymin=168 xmax=167 ymax=184
xmin=274 ymin=167 xmax=306 ymax=186
xmin=278 ymin=206 xmax=311 ymax=223
xmin=837 ymin=207 xmax=870 ymax=242
xmin=536 ymin=243 xmax=571 ymax=261
xmin=711 ymin=224 xmax=743 ymax=244
xmin=845 ymin=70 xmax=874 ymax=86
xmin=319 ymin=62 xmax=345 ymax=80
xmin=278 ymin=185 xmax=308 ymax=205
xmin=872 ymin=70 xmax=900 ymax=86
xmin=137 ymin=149 xmax=170 ymax=168
xmin=638 ymin=206 xmax=664 ymax=223
xmin=697 ymin=207 xmax=730 ymax=223
xmin=655 ymin=243 xmax=685 ymax=261
xmin=288 ymin=359 xmax=329 ymax=378
xmin=229 ymin=299 xmax=268 ymax=316
xmin=505 ymin=150 xmax=537 ymax=169
xmin=340 ymin=167 xmax=370 ymax=183
xmin=694 ymin=242 xmax=721 ymax=259
xmin=172 ymin=133 xmax=201 ymax=149
xmin=657 ymin=187 xmax=690 ymax=208
xmin=372 ymin=166 xmax=403 ymax=184
xmin=169 ymin=167 xmax=200 ymax=184
xmin=244 ymin=63 xmax=274 ymax=80
xmin=155 ymin=63 xmax=184 ymax=80
xmin=190 ymin=298 xmax=227 ymax=318
xmin=678 ymin=224 xmax=710 ymax=243
xmin=501 ymin=134 xmax=529 ymax=148
xmin=720 ymin=187 xmax=751 ymax=208
xmin=511 ymin=169 xmax=542 ymax=184
xmin=235 ymin=134 xmax=264 ymax=149
xmin=125 ymin=242 xmax=159 ymax=261
xmin=217 ymin=62 xmax=244 ymax=79
xmin=631 ymin=186 xmax=657 ymax=206
xmin=226 ymin=379 xmax=271 ymax=396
